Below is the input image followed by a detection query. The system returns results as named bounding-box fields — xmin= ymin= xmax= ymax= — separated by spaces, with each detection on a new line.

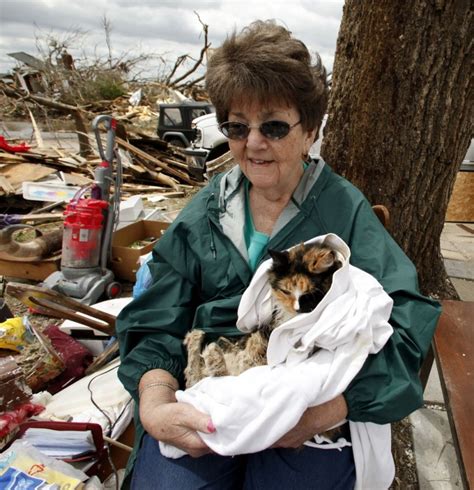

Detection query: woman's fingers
xmin=177 ymin=402 xmax=216 ymax=434
xmin=141 ymin=402 xmax=215 ymax=455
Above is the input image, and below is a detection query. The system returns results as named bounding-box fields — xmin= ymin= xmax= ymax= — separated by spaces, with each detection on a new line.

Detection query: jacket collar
xmin=205 ymin=158 xmax=329 ymax=263
xmin=217 ymin=158 xmax=326 ymax=212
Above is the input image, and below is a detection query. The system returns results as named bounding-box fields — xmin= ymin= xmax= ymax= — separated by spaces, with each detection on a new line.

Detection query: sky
xmin=0 ymin=0 xmax=344 ymax=80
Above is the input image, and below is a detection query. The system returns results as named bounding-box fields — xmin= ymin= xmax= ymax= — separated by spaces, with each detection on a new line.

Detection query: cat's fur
xmin=184 ymin=243 xmax=342 ymax=388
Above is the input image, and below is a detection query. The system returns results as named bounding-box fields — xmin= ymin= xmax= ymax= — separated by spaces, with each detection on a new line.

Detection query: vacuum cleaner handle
xmin=92 ymin=115 xmax=116 ymax=164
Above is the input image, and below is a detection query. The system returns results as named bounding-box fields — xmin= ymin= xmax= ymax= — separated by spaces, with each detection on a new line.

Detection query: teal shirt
xmin=244 ymin=180 xmax=269 ymax=271
xmin=244 ymin=161 xmax=308 ymax=270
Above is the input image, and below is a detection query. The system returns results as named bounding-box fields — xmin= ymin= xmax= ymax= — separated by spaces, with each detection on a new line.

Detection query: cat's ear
xmin=268 ymin=249 xmax=289 ymax=270
xmin=307 ymin=248 xmax=337 ymax=273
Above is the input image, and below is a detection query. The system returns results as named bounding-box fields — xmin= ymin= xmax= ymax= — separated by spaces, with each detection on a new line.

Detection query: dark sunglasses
xmin=219 ymin=120 xmax=301 ymax=140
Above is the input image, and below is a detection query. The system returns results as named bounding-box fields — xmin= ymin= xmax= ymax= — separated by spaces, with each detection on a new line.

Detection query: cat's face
xmin=268 ymin=243 xmax=341 ymax=316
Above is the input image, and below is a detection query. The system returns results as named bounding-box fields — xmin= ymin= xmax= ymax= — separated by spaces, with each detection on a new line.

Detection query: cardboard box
xmin=0 ymin=256 xmax=61 ymax=281
xmin=111 ymin=220 xmax=169 ymax=282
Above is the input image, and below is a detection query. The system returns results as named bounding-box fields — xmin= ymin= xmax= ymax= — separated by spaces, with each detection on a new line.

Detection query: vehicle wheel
xmin=106 ymin=281 xmax=122 ymax=299
xmin=168 ymin=138 xmax=185 ymax=148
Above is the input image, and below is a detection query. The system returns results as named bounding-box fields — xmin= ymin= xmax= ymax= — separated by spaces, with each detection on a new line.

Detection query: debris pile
xmin=0 ymin=17 xmax=218 ymax=487
xmin=0 ymin=132 xmax=200 ymax=202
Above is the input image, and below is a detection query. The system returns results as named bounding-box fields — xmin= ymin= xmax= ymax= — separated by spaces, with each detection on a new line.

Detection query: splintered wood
xmin=0 ymin=132 xmax=200 ymax=199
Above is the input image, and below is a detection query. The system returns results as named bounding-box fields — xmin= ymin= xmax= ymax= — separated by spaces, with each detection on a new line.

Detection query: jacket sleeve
xmin=116 ymin=225 xmax=200 ymax=400
xmin=339 ymin=199 xmax=442 ymax=424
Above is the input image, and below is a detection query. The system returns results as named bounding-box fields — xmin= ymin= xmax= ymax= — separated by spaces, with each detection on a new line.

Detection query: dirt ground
xmin=391 ymin=419 xmax=419 ymax=488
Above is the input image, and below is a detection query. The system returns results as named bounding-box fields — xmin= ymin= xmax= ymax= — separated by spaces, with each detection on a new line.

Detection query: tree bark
xmin=71 ymin=110 xmax=94 ymax=158
xmin=322 ymin=0 xmax=473 ymax=297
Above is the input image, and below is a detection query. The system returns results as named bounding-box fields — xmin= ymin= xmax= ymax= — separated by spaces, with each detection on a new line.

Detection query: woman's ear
xmin=304 ymin=127 xmax=318 ymax=156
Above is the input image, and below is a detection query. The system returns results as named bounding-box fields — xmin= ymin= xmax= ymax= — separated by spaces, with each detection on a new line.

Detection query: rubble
xmin=0 ymin=132 xmax=200 ymax=199
xmin=0 ymin=19 xmax=216 ymax=487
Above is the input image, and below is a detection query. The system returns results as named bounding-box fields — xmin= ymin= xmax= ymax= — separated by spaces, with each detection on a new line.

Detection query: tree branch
xmin=175 ymin=74 xmax=205 ymax=91
xmin=165 ymin=55 xmax=187 ymax=85
xmin=169 ymin=12 xmax=210 ymax=87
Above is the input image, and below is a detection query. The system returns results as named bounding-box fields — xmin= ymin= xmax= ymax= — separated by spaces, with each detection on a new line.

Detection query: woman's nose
xmin=245 ymin=127 xmax=268 ymax=150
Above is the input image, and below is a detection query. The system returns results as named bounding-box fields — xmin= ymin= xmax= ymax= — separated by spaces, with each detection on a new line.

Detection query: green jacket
xmin=116 ymin=159 xmax=441 ymax=473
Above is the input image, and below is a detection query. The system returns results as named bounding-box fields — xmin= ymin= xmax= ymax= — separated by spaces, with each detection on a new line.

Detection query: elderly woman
xmin=117 ymin=20 xmax=440 ymax=489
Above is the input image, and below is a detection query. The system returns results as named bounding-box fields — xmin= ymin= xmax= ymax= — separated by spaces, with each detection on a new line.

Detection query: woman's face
xmin=227 ymin=100 xmax=316 ymax=195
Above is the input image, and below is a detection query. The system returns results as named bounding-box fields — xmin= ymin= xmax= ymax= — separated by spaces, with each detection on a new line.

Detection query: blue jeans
xmin=131 ymin=434 xmax=355 ymax=489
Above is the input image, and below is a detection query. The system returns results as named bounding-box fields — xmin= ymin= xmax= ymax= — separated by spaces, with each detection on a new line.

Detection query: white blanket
xmin=162 ymin=234 xmax=395 ymax=489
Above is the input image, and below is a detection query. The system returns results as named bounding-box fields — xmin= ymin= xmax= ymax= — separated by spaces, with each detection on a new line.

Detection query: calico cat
xmin=184 ymin=242 xmax=342 ymax=388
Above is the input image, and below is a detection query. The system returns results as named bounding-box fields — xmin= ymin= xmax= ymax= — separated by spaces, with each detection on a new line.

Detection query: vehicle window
xmin=163 ymin=108 xmax=183 ymax=127
xmin=192 ymin=109 xmax=208 ymax=119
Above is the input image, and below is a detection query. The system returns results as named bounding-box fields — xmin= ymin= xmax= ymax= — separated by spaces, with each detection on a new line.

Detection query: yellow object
xmin=0 ymin=317 xmax=26 ymax=351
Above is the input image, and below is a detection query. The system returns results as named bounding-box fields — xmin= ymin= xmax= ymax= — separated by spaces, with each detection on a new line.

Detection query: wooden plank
xmin=61 ymin=171 xmax=92 ymax=186
xmin=27 ymin=108 xmax=44 ymax=148
xmin=116 ymin=136 xmax=194 ymax=186
xmin=161 ymin=157 xmax=189 ymax=170
xmin=56 ymin=157 xmax=82 ymax=168
xmin=446 ymin=171 xmax=474 ymax=222
xmin=0 ymin=152 xmax=27 ymax=163
xmin=120 ymin=183 xmax=170 ymax=192
xmin=0 ymin=257 xmax=61 ymax=281
xmin=0 ymin=176 xmax=15 ymax=194
xmin=434 ymin=300 xmax=474 ymax=489
xmin=0 ymin=163 xmax=56 ymax=187
xmin=53 ymin=148 xmax=67 ymax=158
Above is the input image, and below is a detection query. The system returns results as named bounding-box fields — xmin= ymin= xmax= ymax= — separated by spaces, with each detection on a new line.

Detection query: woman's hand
xmin=273 ymin=395 xmax=348 ymax=448
xmin=140 ymin=400 xmax=215 ymax=457
xmin=138 ymin=369 xmax=215 ymax=457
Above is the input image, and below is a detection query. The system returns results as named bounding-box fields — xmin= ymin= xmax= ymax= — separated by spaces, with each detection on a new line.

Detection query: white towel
xmin=161 ymin=234 xmax=395 ymax=489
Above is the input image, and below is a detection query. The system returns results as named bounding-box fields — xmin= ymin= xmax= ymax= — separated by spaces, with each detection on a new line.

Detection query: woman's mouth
xmin=249 ymin=158 xmax=272 ymax=165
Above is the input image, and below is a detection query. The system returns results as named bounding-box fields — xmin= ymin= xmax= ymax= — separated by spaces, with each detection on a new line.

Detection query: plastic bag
xmin=0 ymin=317 xmax=26 ymax=351
xmin=132 ymin=252 xmax=153 ymax=298
xmin=128 ymin=88 xmax=142 ymax=107
xmin=0 ymin=439 xmax=87 ymax=488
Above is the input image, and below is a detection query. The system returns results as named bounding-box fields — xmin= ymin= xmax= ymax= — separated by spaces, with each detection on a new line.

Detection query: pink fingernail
xmin=207 ymin=420 xmax=216 ymax=433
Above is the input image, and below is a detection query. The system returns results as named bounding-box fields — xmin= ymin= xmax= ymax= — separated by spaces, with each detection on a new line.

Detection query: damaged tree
xmin=0 ymin=83 xmax=94 ymax=157
xmin=322 ymin=0 xmax=473 ymax=297
xmin=165 ymin=11 xmax=211 ymax=91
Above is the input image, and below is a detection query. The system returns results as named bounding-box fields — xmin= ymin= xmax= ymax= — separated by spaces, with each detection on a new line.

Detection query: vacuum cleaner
xmin=43 ymin=115 xmax=123 ymax=305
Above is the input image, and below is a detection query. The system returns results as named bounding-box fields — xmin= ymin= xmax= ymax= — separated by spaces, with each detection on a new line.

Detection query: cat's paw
xmin=245 ymin=332 xmax=267 ymax=358
xmin=203 ymin=343 xmax=228 ymax=377
xmin=184 ymin=329 xmax=205 ymax=348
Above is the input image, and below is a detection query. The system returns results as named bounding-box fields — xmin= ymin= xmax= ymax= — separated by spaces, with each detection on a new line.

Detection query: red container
xmin=61 ymin=199 xmax=108 ymax=268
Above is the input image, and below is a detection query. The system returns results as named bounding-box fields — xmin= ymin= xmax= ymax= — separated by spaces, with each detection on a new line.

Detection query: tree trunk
xmin=71 ymin=110 xmax=94 ymax=158
xmin=322 ymin=0 xmax=472 ymax=297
